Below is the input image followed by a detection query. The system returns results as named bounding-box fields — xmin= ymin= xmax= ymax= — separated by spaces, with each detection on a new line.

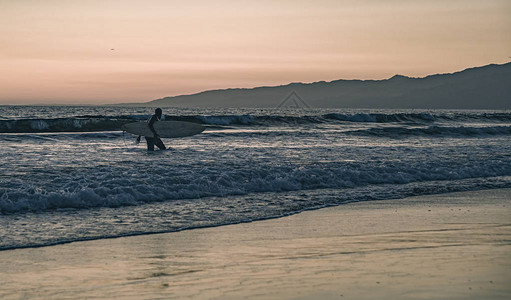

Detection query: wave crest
xmin=1 ymin=111 xmax=510 ymax=133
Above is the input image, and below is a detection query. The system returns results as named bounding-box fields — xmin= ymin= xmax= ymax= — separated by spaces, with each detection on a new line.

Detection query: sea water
xmin=1 ymin=106 xmax=510 ymax=250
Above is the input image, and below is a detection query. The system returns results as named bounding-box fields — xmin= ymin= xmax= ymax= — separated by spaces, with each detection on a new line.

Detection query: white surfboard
xmin=122 ymin=121 xmax=205 ymax=138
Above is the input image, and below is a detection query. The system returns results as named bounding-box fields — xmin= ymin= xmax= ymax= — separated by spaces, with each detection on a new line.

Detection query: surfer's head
xmin=155 ymin=108 xmax=162 ymax=119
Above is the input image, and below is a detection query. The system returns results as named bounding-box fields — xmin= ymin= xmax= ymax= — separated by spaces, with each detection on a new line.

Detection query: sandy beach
xmin=1 ymin=188 xmax=510 ymax=299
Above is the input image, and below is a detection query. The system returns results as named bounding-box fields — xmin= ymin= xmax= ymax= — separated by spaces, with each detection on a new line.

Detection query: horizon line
xmin=2 ymin=61 xmax=509 ymax=106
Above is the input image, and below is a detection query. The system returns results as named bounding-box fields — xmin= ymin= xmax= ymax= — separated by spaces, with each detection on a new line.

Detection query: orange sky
xmin=1 ymin=0 xmax=510 ymax=104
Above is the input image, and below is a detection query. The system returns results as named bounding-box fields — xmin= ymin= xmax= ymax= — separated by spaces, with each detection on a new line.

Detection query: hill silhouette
xmin=142 ymin=62 xmax=511 ymax=109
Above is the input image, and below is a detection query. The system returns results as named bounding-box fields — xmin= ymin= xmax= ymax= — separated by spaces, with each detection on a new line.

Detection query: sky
xmin=0 ymin=0 xmax=510 ymax=105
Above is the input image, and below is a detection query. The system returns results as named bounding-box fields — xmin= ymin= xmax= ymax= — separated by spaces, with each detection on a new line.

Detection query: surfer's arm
xmin=148 ymin=115 xmax=159 ymax=137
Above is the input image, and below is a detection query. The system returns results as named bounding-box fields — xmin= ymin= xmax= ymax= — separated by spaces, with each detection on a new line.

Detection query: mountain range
xmin=140 ymin=62 xmax=511 ymax=109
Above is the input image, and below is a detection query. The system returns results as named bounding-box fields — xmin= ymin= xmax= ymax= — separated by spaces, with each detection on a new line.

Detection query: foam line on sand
xmin=1 ymin=189 xmax=510 ymax=299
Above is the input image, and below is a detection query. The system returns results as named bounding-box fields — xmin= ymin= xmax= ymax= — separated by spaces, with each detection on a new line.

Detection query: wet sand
xmin=1 ymin=189 xmax=510 ymax=299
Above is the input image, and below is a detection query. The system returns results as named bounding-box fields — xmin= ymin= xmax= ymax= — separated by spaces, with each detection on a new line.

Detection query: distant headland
xmin=123 ymin=62 xmax=511 ymax=109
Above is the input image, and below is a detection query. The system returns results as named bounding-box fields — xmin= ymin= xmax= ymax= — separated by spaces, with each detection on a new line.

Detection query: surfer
xmin=140 ymin=108 xmax=166 ymax=151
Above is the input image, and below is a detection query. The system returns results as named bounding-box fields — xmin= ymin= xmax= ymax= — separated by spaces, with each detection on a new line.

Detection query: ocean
xmin=1 ymin=105 xmax=510 ymax=250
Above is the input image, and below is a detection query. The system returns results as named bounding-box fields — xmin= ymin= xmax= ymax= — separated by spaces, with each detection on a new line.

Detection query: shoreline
xmin=3 ymin=184 xmax=510 ymax=252
xmin=1 ymin=188 xmax=510 ymax=299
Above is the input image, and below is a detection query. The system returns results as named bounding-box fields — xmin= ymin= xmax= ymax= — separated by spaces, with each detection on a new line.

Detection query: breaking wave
xmin=0 ymin=117 xmax=133 ymax=133
xmin=2 ymin=157 xmax=511 ymax=214
xmin=1 ymin=111 xmax=510 ymax=133
xmin=347 ymin=125 xmax=511 ymax=137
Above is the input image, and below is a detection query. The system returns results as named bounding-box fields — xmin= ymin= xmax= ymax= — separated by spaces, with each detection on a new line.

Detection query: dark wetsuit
xmin=146 ymin=114 xmax=166 ymax=151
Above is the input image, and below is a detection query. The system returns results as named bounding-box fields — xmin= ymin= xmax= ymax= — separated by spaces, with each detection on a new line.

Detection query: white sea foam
xmin=1 ymin=142 xmax=510 ymax=214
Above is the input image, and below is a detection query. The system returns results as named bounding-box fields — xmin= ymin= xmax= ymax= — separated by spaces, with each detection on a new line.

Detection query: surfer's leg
xmin=145 ymin=137 xmax=155 ymax=151
xmin=155 ymin=138 xmax=166 ymax=150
